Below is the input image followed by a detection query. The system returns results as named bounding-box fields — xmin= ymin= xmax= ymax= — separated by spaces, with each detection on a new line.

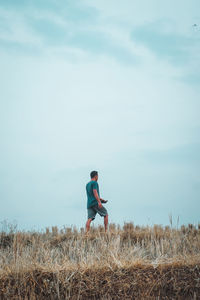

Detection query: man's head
xmin=90 ymin=170 xmax=98 ymax=181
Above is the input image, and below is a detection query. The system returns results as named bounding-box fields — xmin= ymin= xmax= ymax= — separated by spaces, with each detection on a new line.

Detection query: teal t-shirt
xmin=86 ymin=180 xmax=100 ymax=208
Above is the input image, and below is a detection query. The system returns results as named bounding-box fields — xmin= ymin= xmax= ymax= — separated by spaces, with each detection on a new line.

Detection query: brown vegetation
xmin=0 ymin=222 xmax=199 ymax=299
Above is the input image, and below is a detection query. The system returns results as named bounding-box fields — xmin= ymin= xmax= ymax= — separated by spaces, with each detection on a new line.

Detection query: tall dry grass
xmin=0 ymin=221 xmax=199 ymax=299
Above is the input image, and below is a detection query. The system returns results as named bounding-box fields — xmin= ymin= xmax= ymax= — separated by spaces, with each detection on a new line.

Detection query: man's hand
xmin=98 ymin=201 xmax=103 ymax=209
xmin=101 ymin=199 xmax=108 ymax=204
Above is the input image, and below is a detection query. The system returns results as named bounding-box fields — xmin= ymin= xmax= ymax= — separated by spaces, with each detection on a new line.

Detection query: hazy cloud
xmin=0 ymin=0 xmax=199 ymax=230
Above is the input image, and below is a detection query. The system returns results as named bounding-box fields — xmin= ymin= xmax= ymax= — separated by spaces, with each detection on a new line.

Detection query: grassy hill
xmin=0 ymin=222 xmax=199 ymax=299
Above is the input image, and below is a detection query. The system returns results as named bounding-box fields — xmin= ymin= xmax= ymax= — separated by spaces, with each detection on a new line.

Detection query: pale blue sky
xmin=0 ymin=0 xmax=200 ymax=230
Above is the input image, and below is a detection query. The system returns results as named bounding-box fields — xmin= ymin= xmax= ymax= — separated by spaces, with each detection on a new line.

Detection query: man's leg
xmin=86 ymin=207 xmax=96 ymax=233
xmin=95 ymin=205 xmax=108 ymax=232
xmin=86 ymin=218 xmax=92 ymax=233
xmin=104 ymin=214 xmax=108 ymax=232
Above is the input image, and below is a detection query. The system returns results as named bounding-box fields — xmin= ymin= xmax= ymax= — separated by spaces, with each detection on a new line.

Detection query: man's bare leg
xmin=86 ymin=218 xmax=92 ymax=233
xmin=104 ymin=214 xmax=108 ymax=232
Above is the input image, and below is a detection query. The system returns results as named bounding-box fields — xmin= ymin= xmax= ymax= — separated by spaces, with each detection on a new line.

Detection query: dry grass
xmin=0 ymin=222 xmax=200 ymax=299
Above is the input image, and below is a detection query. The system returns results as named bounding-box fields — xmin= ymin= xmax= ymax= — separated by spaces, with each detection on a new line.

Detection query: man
xmin=86 ymin=170 xmax=108 ymax=233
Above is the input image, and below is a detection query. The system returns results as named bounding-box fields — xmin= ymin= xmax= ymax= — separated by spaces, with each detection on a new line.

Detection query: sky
xmin=0 ymin=0 xmax=200 ymax=231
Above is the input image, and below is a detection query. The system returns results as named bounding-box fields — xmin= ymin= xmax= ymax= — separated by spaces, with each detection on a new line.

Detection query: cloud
xmin=85 ymin=0 xmax=200 ymax=31
xmin=140 ymin=142 xmax=200 ymax=166
xmin=0 ymin=0 xmax=96 ymax=20
xmin=0 ymin=7 xmax=43 ymax=54
xmin=0 ymin=2 xmax=138 ymax=64
xmin=2 ymin=0 xmax=199 ymax=69
xmin=131 ymin=21 xmax=200 ymax=65
xmin=84 ymin=0 xmax=200 ymax=79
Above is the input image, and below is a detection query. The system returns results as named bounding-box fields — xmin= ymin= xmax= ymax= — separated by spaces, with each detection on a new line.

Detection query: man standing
xmin=86 ymin=171 xmax=108 ymax=233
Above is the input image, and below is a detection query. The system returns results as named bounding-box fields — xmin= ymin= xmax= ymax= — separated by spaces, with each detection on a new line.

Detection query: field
xmin=0 ymin=222 xmax=200 ymax=299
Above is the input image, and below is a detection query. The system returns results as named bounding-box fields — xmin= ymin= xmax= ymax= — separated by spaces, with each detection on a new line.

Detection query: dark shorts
xmin=87 ymin=204 xmax=108 ymax=220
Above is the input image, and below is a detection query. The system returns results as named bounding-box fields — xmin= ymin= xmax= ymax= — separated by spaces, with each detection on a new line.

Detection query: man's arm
xmin=93 ymin=189 xmax=102 ymax=208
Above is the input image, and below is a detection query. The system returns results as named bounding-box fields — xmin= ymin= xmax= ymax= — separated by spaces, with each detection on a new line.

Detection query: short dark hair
xmin=90 ymin=170 xmax=98 ymax=178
